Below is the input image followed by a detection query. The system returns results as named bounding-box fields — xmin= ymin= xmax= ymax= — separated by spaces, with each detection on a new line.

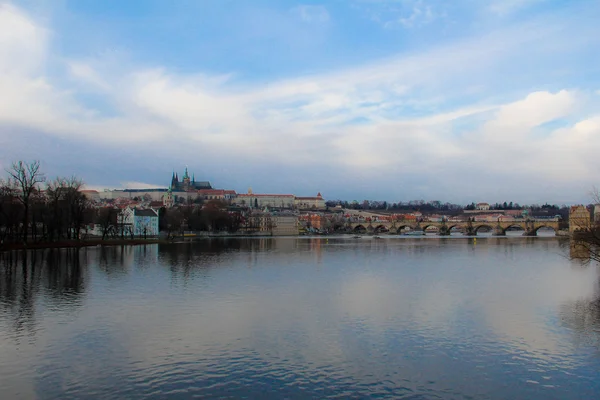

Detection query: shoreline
xmin=0 ymin=232 xmax=568 ymax=252
xmin=0 ymin=238 xmax=167 ymax=252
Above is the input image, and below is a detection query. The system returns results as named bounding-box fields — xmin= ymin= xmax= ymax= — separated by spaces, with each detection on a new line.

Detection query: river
xmin=1 ymin=237 xmax=599 ymax=399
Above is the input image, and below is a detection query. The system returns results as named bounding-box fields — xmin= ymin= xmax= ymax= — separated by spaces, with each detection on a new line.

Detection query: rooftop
xmin=134 ymin=209 xmax=158 ymax=217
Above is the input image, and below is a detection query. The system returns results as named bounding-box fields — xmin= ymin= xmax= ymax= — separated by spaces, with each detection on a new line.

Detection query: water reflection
xmin=1 ymin=238 xmax=600 ymax=399
xmin=569 ymin=240 xmax=592 ymax=264
xmin=0 ymin=250 xmax=88 ymax=337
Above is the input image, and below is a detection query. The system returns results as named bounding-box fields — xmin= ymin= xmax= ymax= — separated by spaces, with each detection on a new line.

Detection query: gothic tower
xmin=182 ymin=166 xmax=191 ymax=190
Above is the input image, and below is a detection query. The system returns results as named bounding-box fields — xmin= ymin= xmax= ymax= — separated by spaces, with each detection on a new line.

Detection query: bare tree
xmin=6 ymin=161 xmax=46 ymax=244
xmin=0 ymin=180 xmax=20 ymax=245
xmin=164 ymin=209 xmax=184 ymax=239
xmin=44 ymin=176 xmax=90 ymax=241
xmin=95 ymin=207 xmax=118 ymax=240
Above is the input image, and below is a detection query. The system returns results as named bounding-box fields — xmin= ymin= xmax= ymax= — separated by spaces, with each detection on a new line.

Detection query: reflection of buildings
xmin=570 ymin=240 xmax=591 ymax=261
xmin=308 ymin=238 xmax=323 ymax=264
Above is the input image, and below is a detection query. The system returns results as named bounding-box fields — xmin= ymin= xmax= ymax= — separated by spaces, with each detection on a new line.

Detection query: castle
xmin=170 ymin=167 xmax=212 ymax=192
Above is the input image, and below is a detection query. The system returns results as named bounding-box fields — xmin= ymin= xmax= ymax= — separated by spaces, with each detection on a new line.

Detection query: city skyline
xmin=1 ymin=1 xmax=599 ymax=204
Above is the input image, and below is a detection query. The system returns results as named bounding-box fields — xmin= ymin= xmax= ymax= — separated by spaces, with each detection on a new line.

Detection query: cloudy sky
xmin=0 ymin=0 xmax=599 ymax=204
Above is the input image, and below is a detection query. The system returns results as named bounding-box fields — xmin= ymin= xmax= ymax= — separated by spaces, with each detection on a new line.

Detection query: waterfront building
xmin=300 ymin=213 xmax=326 ymax=230
xmin=569 ymin=205 xmax=591 ymax=233
xmin=133 ymin=208 xmax=159 ymax=236
xmin=272 ymin=214 xmax=299 ymax=236
xmin=117 ymin=207 xmax=160 ymax=236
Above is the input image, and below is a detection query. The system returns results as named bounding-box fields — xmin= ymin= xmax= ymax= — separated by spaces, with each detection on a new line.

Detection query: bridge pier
xmin=465 ymin=228 xmax=476 ymax=236
xmin=438 ymin=226 xmax=451 ymax=236
xmin=493 ymin=227 xmax=505 ymax=236
xmin=523 ymin=230 xmax=537 ymax=237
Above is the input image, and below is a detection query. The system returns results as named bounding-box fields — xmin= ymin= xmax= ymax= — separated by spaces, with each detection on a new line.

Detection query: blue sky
xmin=1 ymin=0 xmax=600 ymax=204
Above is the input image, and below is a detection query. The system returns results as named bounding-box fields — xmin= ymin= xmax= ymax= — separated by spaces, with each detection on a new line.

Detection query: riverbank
xmin=0 ymin=238 xmax=167 ymax=252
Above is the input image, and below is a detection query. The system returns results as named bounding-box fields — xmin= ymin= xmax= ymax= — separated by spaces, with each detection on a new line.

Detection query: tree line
xmin=0 ymin=161 xmax=275 ymax=246
xmin=0 ymin=161 xmax=93 ymax=246
xmin=159 ymin=200 xmax=274 ymax=238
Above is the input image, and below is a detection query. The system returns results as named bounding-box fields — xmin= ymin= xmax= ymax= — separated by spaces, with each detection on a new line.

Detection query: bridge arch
xmin=447 ymin=224 xmax=466 ymax=234
xmin=501 ymin=224 xmax=526 ymax=235
xmin=473 ymin=224 xmax=494 ymax=233
xmin=353 ymin=225 xmax=367 ymax=233
xmin=420 ymin=224 xmax=440 ymax=233
xmin=534 ymin=225 xmax=557 ymax=235
xmin=373 ymin=224 xmax=388 ymax=233
xmin=396 ymin=225 xmax=413 ymax=234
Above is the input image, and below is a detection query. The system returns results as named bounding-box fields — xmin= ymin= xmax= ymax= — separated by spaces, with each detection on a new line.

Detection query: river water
xmin=1 ymin=236 xmax=599 ymax=399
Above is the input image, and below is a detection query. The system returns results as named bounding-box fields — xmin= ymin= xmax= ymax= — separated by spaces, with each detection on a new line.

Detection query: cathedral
xmin=170 ymin=167 xmax=212 ymax=192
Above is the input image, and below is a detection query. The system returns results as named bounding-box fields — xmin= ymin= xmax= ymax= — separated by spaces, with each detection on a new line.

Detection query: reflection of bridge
xmin=348 ymin=219 xmax=559 ymax=236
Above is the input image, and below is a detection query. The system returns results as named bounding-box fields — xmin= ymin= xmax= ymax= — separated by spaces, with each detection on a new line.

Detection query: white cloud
xmin=67 ymin=61 xmax=110 ymax=91
xmin=291 ymin=5 xmax=330 ymax=24
xmin=0 ymin=3 xmax=46 ymax=74
xmin=0 ymin=2 xmax=599 ymax=202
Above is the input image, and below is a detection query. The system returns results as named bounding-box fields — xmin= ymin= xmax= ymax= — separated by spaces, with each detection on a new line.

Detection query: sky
xmin=0 ymin=0 xmax=599 ymax=204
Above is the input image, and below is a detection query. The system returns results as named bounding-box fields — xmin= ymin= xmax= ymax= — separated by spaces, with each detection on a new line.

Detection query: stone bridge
xmin=348 ymin=219 xmax=560 ymax=236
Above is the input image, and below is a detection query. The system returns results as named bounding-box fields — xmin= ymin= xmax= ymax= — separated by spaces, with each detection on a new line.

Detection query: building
xmin=569 ymin=205 xmax=591 ymax=233
xmin=197 ymin=189 xmax=237 ymax=201
xmin=272 ymin=214 xmax=299 ymax=236
xmin=116 ymin=207 xmax=160 ymax=236
xmin=233 ymin=189 xmax=295 ymax=209
xmin=100 ymin=188 xmax=168 ymax=201
xmin=295 ymin=193 xmax=326 ymax=210
xmin=81 ymin=190 xmax=101 ymax=202
xmin=476 ymin=202 xmax=490 ymax=211
xmin=163 ymin=187 xmax=174 ymax=208
xmin=133 ymin=208 xmax=159 ymax=236
xmin=170 ymin=167 xmax=211 ymax=192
